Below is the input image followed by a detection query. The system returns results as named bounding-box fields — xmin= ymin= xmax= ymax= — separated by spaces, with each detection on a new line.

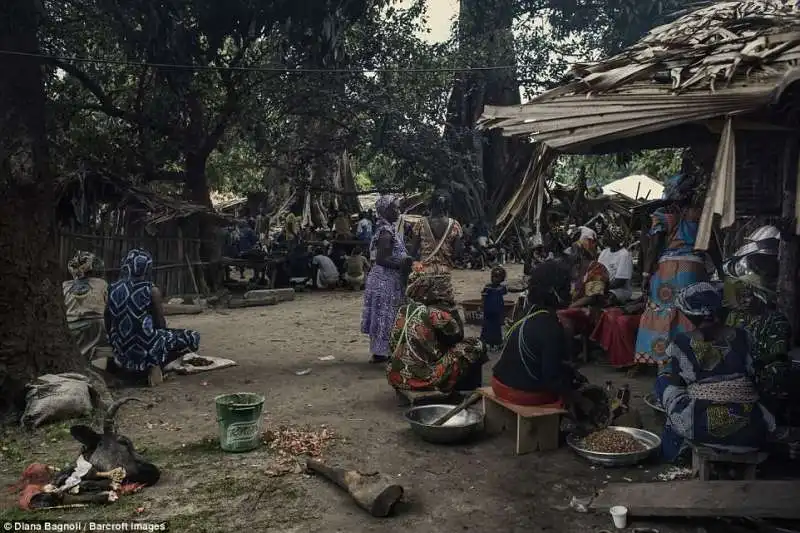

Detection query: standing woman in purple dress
xmin=361 ymin=195 xmax=413 ymax=363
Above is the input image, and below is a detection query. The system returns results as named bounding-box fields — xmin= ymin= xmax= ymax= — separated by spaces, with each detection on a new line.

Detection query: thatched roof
xmin=56 ymin=173 xmax=232 ymax=228
xmin=484 ymin=0 xmax=800 ymax=241
xmin=478 ymin=0 xmax=800 ymax=152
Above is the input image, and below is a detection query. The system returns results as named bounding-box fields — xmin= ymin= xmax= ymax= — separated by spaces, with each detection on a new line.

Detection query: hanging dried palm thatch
xmin=482 ymin=0 xmax=800 ymax=228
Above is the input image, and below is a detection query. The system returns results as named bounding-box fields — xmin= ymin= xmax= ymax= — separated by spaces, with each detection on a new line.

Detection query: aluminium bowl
xmin=567 ymin=426 xmax=661 ymax=467
xmin=404 ymin=404 xmax=483 ymax=444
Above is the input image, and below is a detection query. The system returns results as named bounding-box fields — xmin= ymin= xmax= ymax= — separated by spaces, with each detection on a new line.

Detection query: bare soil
xmin=1 ymin=266 xmax=717 ymax=532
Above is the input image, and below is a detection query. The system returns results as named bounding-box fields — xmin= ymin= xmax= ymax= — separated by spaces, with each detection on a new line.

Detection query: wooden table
xmin=221 ymin=256 xmax=287 ymax=288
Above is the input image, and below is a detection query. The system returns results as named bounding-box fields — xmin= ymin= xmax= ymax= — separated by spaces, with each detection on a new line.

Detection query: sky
xmin=400 ymin=0 xmax=459 ymax=43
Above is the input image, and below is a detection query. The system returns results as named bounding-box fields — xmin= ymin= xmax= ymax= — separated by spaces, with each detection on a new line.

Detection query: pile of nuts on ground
xmin=580 ymin=429 xmax=645 ymax=454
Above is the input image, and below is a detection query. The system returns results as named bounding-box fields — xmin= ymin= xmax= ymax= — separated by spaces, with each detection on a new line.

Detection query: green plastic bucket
xmin=215 ymin=393 xmax=265 ymax=452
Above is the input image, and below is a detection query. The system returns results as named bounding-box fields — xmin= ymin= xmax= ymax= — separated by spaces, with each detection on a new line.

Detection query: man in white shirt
xmin=598 ymin=228 xmax=633 ymax=304
xmin=312 ymin=252 xmax=340 ymax=289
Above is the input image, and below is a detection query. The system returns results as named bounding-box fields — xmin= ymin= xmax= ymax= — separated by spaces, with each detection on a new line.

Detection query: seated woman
xmin=105 ymin=249 xmax=200 ymax=386
xmin=387 ymin=262 xmax=486 ymax=394
xmin=655 ymin=282 xmax=776 ymax=462
xmin=63 ymin=251 xmax=108 ymax=360
xmin=724 ymin=278 xmax=792 ymax=422
xmin=492 ymin=261 xmax=586 ymax=407
xmin=557 ymin=244 xmax=610 ymax=344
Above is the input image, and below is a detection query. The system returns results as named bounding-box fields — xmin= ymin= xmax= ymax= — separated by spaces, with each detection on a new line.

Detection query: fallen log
xmin=227 ymin=297 xmax=278 ymax=308
xmin=306 ymin=459 xmax=404 ymax=517
xmin=162 ymin=304 xmax=205 ymax=316
xmin=244 ymin=288 xmax=295 ymax=302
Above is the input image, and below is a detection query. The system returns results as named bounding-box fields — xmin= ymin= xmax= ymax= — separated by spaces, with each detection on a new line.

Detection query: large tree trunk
xmin=0 ymin=0 xmax=82 ymax=412
xmin=444 ymin=0 xmax=521 ymax=223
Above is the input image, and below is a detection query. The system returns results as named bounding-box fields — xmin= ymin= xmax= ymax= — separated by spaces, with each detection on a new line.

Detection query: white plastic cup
xmin=609 ymin=506 xmax=628 ymax=529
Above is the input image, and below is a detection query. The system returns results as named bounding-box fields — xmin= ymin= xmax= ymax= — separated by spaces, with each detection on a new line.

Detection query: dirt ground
xmin=0 ymin=266 xmax=723 ymax=532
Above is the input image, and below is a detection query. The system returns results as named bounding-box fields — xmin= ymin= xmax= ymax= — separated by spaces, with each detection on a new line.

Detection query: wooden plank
xmin=477 ymin=387 xmax=567 ymax=418
xmin=590 ymin=481 xmax=800 ymax=519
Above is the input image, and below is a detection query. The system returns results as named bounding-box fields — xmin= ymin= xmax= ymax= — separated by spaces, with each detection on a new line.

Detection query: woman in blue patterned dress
xmin=655 ymin=282 xmax=775 ymax=462
xmin=105 ymin=249 xmax=200 ymax=385
xmin=361 ymin=195 xmax=413 ymax=363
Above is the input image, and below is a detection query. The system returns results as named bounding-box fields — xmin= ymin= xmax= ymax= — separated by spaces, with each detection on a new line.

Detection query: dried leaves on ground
xmin=262 ymin=425 xmax=335 ymax=477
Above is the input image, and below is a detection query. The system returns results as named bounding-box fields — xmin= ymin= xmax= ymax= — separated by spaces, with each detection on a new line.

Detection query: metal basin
xmin=643 ymin=393 xmax=665 ymax=413
xmin=567 ymin=426 xmax=661 ymax=467
xmin=404 ymin=404 xmax=483 ymax=444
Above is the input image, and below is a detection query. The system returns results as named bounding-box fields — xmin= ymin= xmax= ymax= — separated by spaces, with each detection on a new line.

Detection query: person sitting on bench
xmin=491 ymin=261 xmax=588 ymax=408
xmin=655 ymin=282 xmax=776 ymax=462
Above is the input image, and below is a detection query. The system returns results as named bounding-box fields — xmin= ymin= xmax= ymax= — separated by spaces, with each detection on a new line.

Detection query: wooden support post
xmin=778 ymin=138 xmax=800 ymax=344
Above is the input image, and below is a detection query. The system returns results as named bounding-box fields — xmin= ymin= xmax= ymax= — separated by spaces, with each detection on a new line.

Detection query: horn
xmin=103 ymin=398 xmax=143 ymax=433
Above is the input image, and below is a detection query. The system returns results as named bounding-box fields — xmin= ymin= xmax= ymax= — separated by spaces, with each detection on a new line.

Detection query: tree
xmin=0 ymin=0 xmax=82 ymax=411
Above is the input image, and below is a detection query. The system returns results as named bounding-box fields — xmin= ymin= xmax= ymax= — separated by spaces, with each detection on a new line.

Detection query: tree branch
xmin=54 ymin=60 xmax=184 ymax=142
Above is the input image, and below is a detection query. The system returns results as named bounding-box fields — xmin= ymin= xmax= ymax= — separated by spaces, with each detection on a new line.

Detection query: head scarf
xmin=67 ymin=251 xmax=103 ymax=295
xmin=68 ymin=251 xmax=102 ymax=280
xmin=662 ymin=174 xmax=695 ymax=202
xmin=375 ymin=194 xmax=399 ymax=222
xmin=674 ymin=282 xmax=723 ymax=319
xmin=120 ymin=248 xmax=153 ymax=281
xmin=405 ymin=262 xmax=454 ymax=306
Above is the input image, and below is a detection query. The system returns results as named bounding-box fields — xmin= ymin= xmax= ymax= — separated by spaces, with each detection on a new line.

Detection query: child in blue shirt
xmin=481 ymin=266 xmax=508 ymax=351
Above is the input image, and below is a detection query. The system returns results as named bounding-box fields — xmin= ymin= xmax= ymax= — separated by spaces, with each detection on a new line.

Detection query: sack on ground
xmin=21 ymin=373 xmax=99 ymax=428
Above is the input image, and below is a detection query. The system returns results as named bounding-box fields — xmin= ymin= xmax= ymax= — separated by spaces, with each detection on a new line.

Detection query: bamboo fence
xmin=57 ymin=223 xmax=214 ymax=297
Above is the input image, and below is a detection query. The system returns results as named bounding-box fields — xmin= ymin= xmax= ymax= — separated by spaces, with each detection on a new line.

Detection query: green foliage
xmin=553 ymin=149 xmax=683 ymax=188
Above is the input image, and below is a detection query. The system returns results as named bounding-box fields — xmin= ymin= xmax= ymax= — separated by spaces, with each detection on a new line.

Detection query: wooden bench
xmin=477 ymin=386 xmax=567 ymax=455
xmin=690 ymin=444 xmax=768 ymax=480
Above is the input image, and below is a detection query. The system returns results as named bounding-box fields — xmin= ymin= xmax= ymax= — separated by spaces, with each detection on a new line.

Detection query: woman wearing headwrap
xmin=361 ymin=195 xmax=413 ymax=363
xmin=655 ymin=282 xmax=775 ymax=462
xmin=634 ymin=173 xmax=717 ymax=368
xmin=387 ymin=262 xmax=486 ymax=393
xmin=556 ymin=243 xmax=610 ymax=344
xmin=63 ymin=251 xmax=109 ymax=359
xmin=105 ymin=249 xmax=200 ymax=385
xmin=408 ymin=190 xmax=464 ymax=273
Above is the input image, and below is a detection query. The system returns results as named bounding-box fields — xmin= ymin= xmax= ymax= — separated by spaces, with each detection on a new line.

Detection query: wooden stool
xmin=477 ymin=386 xmax=567 ymax=455
xmin=690 ymin=444 xmax=768 ymax=480
xmin=395 ymin=389 xmax=458 ymax=407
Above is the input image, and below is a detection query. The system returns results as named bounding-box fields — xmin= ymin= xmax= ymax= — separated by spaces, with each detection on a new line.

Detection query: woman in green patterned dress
xmin=386 ymin=262 xmax=486 ymax=393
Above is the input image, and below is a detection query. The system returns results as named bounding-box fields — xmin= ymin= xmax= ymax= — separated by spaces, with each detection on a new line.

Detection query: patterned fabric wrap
xmin=650 ymin=208 xmax=702 ymax=258
xmin=361 ymin=205 xmax=407 ymax=357
xmin=107 ymin=249 xmax=200 ymax=372
xmin=571 ymin=260 xmax=609 ymax=302
xmin=724 ymin=278 xmax=793 ymax=399
xmin=654 ymin=328 xmax=776 ymax=461
xmin=674 ymin=282 xmax=723 ymax=319
xmin=387 ymin=300 xmax=485 ymax=392
xmin=634 ymin=208 xmax=708 ymax=365
xmin=405 ymin=262 xmax=454 ymax=305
